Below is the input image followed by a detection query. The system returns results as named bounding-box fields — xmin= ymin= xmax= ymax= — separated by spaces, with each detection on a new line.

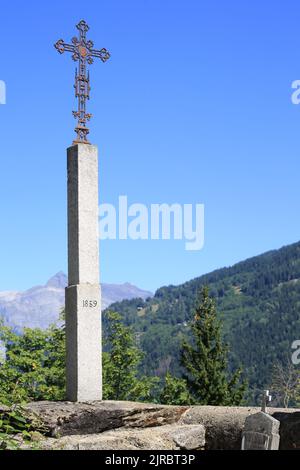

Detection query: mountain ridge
xmin=0 ymin=273 xmax=152 ymax=331
xmin=106 ymin=240 xmax=300 ymax=403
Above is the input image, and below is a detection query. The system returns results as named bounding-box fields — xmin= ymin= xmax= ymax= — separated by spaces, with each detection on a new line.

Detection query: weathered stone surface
xmin=123 ymin=406 xmax=189 ymax=429
xmin=170 ymin=425 xmax=205 ymax=450
xmin=244 ymin=411 xmax=280 ymax=435
xmin=179 ymin=406 xmax=258 ymax=450
xmin=24 ymin=401 xmax=187 ymax=437
xmin=66 ymin=144 xmax=102 ymax=402
xmin=273 ymin=411 xmax=300 ymax=450
xmin=179 ymin=405 xmax=299 ymax=450
xmin=242 ymin=431 xmax=280 ymax=451
xmin=37 ymin=425 xmax=205 ymax=451
xmin=65 ymin=284 xmax=102 ymax=402
xmin=241 ymin=412 xmax=280 ymax=450
xmin=67 ymin=144 xmax=100 ymax=286
xmin=11 ymin=402 xmax=300 ymax=450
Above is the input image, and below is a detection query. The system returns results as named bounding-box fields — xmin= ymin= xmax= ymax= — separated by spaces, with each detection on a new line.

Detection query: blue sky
xmin=0 ymin=0 xmax=300 ymax=292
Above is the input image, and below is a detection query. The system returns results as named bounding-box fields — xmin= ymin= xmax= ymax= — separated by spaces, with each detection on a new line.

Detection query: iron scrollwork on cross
xmin=54 ymin=20 xmax=110 ymax=145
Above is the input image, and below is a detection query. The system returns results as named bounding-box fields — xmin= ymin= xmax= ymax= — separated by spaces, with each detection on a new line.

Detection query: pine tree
xmin=181 ymin=287 xmax=246 ymax=405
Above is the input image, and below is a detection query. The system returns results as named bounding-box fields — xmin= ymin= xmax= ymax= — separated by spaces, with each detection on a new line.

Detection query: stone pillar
xmin=65 ymin=144 xmax=102 ymax=402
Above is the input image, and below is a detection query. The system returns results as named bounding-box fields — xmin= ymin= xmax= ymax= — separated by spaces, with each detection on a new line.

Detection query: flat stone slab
xmin=31 ymin=424 xmax=205 ymax=451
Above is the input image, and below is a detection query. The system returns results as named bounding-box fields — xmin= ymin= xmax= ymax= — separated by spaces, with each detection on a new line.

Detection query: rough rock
xmin=179 ymin=405 xmax=260 ymax=450
xmin=179 ymin=405 xmax=299 ymax=450
xmin=273 ymin=411 xmax=300 ymax=450
xmin=24 ymin=401 xmax=188 ymax=437
xmin=3 ymin=401 xmax=300 ymax=450
xmin=37 ymin=424 xmax=205 ymax=451
xmin=170 ymin=425 xmax=205 ymax=450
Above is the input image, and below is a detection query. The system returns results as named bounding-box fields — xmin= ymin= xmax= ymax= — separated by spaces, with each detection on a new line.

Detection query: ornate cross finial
xmin=54 ymin=20 xmax=110 ymax=145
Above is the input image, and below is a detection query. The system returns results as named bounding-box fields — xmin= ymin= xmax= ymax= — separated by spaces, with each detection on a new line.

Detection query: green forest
xmin=106 ymin=241 xmax=300 ymax=404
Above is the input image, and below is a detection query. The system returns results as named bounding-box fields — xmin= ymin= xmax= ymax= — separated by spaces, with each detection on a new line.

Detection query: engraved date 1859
xmin=82 ymin=300 xmax=98 ymax=308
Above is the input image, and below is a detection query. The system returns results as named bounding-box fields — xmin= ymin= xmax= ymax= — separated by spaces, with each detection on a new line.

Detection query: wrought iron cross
xmin=55 ymin=20 xmax=110 ymax=144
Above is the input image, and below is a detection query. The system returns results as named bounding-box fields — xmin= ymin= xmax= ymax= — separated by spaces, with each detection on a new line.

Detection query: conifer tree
xmin=181 ymin=287 xmax=246 ymax=405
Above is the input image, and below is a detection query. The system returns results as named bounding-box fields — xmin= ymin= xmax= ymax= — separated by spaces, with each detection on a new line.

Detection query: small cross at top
xmin=261 ymin=389 xmax=272 ymax=413
xmin=55 ymin=20 xmax=110 ymax=145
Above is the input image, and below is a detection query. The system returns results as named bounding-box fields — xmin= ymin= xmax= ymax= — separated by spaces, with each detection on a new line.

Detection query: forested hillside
xmin=105 ymin=241 xmax=300 ymax=404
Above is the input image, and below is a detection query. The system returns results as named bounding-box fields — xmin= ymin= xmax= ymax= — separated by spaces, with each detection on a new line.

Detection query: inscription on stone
xmin=82 ymin=300 xmax=98 ymax=308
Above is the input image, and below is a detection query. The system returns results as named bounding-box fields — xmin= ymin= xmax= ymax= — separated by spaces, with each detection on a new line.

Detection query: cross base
xmin=72 ymin=139 xmax=91 ymax=145
xmin=73 ymin=126 xmax=91 ymax=145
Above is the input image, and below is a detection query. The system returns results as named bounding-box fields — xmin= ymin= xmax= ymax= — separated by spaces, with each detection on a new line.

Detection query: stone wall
xmin=2 ymin=401 xmax=300 ymax=450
